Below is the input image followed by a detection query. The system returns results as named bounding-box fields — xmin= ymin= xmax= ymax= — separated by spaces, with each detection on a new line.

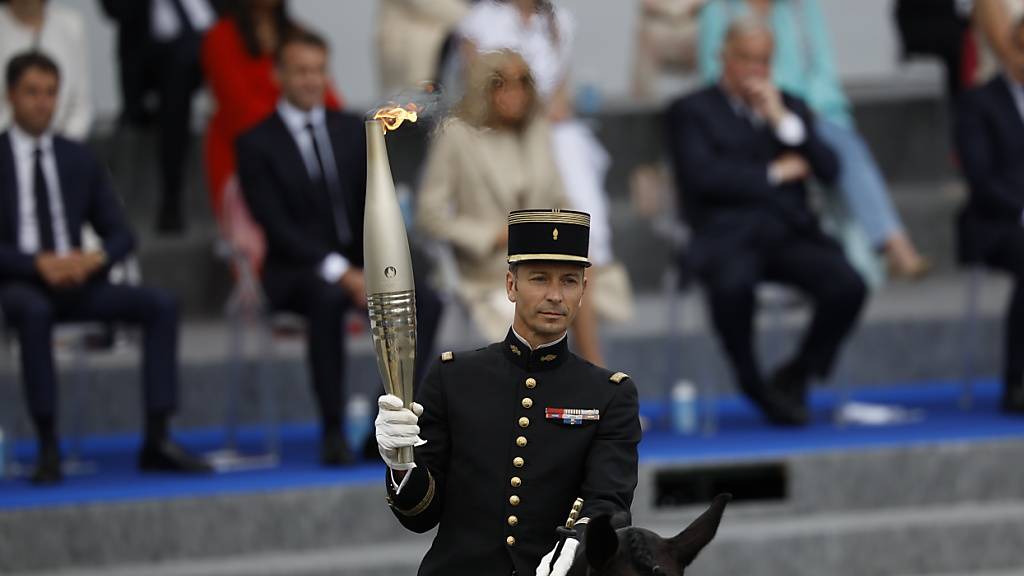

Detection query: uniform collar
xmin=503 ymin=327 xmax=569 ymax=371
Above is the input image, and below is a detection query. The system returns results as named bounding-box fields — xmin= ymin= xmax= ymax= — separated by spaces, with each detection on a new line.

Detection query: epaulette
xmin=609 ymin=372 xmax=630 ymax=384
xmin=440 ymin=351 xmax=455 ymax=363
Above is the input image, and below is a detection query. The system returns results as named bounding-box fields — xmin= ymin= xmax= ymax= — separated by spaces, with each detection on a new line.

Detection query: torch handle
xmin=397 ymin=446 xmax=415 ymax=466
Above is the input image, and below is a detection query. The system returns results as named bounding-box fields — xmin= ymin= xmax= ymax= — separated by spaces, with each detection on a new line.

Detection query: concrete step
xmin=4 ymin=436 xmax=1024 ymax=575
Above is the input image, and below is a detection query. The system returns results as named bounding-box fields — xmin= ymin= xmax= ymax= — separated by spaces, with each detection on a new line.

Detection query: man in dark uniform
xmin=375 ymin=209 xmax=641 ymax=576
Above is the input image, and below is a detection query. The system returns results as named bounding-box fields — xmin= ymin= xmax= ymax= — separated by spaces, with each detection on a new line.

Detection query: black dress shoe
xmin=749 ymin=388 xmax=809 ymax=427
xmin=138 ymin=440 xmax=212 ymax=473
xmin=1002 ymin=387 xmax=1024 ymax=414
xmin=321 ymin=433 xmax=355 ymax=467
xmin=31 ymin=441 xmax=62 ymax=486
xmin=771 ymin=360 xmax=811 ymax=408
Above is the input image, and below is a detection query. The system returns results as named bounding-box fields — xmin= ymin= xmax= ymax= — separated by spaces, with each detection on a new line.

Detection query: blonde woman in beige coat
xmin=416 ymin=49 xmax=604 ymax=364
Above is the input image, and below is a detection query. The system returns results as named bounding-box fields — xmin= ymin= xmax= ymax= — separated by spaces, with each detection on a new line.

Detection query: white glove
xmin=535 ymin=537 xmax=579 ymax=576
xmin=376 ymin=394 xmax=425 ymax=471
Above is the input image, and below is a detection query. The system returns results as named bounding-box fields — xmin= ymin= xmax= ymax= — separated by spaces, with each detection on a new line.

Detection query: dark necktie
xmin=306 ymin=122 xmax=352 ymax=245
xmin=33 ymin=147 xmax=56 ymax=252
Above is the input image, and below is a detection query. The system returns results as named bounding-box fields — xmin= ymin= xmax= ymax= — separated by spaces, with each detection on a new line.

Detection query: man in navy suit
xmin=236 ymin=30 xmax=442 ymax=466
xmin=665 ymin=19 xmax=867 ymax=426
xmin=956 ymin=17 xmax=1024 ymax=414
xmin=0 ymin=52 xmax=209 ymax=484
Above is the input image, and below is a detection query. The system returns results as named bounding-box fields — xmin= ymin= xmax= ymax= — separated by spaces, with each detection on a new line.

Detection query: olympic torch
xmin=365 ymin=106 xmax=419 ymax=466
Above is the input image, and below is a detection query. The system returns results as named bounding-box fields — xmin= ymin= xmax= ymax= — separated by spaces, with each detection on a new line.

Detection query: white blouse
xmin=0 ymin=4 xmax=92 ymax=140
xmin=458 ymin=0 xmax=575 ymax=101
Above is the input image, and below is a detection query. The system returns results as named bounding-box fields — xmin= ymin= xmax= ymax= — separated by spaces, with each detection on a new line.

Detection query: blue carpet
xmin=2 ymin=378 xmax=1022 ymax=511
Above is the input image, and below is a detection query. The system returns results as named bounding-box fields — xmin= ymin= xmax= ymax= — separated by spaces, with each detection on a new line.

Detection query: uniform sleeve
xmin=386 ymin=360 xmax=451 ymax=533
xmin=578 ymin=377 xmax=641 ymax=525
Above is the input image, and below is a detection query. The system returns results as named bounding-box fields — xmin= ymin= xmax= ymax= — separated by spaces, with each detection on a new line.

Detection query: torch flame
xmin=373 ymin=103 xmax=419 ymax=133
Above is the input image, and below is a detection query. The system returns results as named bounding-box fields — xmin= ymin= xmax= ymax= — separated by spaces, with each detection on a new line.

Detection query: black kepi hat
xmin=507 ymin=209 xmax=591 ymax=267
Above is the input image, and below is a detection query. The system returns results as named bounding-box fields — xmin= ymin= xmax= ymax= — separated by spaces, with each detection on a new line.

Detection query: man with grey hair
xmin=956 ymin=16 xmax=1024 ymax=414
xmin=665 ymin=19 xmax=867 ymax=426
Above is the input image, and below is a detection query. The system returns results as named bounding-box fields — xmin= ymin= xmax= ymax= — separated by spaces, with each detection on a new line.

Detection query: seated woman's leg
xmin=815 ymin=118 xmax=929 ymax=278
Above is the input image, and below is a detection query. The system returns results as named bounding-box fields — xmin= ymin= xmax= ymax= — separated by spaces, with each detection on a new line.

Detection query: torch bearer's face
xmin=506 ymin=262 xmax=587 ymax=340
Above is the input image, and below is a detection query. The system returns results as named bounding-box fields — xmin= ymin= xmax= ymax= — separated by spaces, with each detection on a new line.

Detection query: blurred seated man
xmin=956 ymin=17 xmax=1024 ymax=414
xmin=0 ymin=52 xmax=209 ymax=484
xmin=236 ymin=30 xmax=441 ymax=466
xmin=665 ymin=19 xmax=867 ymax=426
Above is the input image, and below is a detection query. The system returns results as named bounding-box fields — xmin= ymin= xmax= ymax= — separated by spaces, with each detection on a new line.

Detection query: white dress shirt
xmin=151 ymin=0 xmax=215 ymax=41
xmin=9 ymin=124 xmax=71 ymax=255
xmin=276 ymin=99 xmax=351 ymax=283
xmin=0 ymin=4 xmax=92 ymax=140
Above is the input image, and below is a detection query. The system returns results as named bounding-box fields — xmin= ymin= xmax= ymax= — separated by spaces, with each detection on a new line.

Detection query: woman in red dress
xmin=202 ymin=0 xmax=342 ymax=265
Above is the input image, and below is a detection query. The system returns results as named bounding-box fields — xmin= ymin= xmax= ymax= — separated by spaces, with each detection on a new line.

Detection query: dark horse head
xmin=568 ymin=494 xmax=731 ymax=576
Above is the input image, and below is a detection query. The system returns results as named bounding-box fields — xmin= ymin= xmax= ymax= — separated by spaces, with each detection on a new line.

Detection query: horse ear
xmin=585 ymin=515 xmax=620 ymax=570
xmin=667 ymin=493 xmax=731 ymax=568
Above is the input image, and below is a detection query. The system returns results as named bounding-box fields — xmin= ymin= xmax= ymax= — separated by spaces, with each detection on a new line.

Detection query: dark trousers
xmin=700 ymin=232 xmax=867 ymax=400
xmin=0 ymin=280 xmax=179 ymax=424
xmin=263 ymin=267 xmax=444 ymax=432
xmin=119 ymin=34 xmax=203 ymax=219
xmin=982 ymin=227 xmax=1024 ymax=391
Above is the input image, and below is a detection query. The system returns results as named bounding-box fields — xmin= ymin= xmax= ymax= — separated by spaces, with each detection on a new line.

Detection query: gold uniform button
xmin=525 ymin=377 xmax=537 ymax=389
xmin=508 ymin=515 xmax=519 ymax=527
xmin=506 ymin=536 xmax=516 ymax=546
xmin=513 ymin=456 xmax=525 ymax=468
xmin=511 ymin=476 xmax=522 ymax=488
xmin=516 ymin=436 xmax=528 ymax=448
xmin=510 ymin=495 xmax=521 ymax=506
xmin=521 ymin=397 xmax=534 ymax=409
xmin=519 ymin=417 xmax=530 ymax=428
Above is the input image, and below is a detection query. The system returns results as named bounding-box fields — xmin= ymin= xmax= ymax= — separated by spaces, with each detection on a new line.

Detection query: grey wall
xmin=55 ymin=0 xmax=939 ymax=120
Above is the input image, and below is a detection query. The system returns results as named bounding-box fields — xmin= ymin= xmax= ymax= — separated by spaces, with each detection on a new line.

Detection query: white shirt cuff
xmin=319 ymin=253 xmax=351 ymax=284
xmin=774 ymin=112 xmax=807 ymax=146
xmin=390 ymin=468 xmax=413 ymax=494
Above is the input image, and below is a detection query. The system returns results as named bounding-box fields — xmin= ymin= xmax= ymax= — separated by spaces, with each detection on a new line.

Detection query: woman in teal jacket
xmin=698 ymin=0 xmax=930 ymax=279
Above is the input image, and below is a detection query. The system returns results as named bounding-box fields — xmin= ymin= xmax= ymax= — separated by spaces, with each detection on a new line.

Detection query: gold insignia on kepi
xmin=510 ymin=344 xmax=522 ymax=356
xmin=540 ymin=354 xmax=557 ymax=362
xmin=609 ymin=372 xmax=629 ymax=384
xmin=552 ymin=227 xmax=559 ymax=241
xmin=440 ymin=351 xmax=454 ymax=363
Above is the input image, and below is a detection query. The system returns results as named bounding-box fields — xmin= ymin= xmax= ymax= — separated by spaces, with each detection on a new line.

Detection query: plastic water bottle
xmin=671 ymin=381 xmax=698 ymax=435
xmin=346 ymin=395 xmax=373 ymax=452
